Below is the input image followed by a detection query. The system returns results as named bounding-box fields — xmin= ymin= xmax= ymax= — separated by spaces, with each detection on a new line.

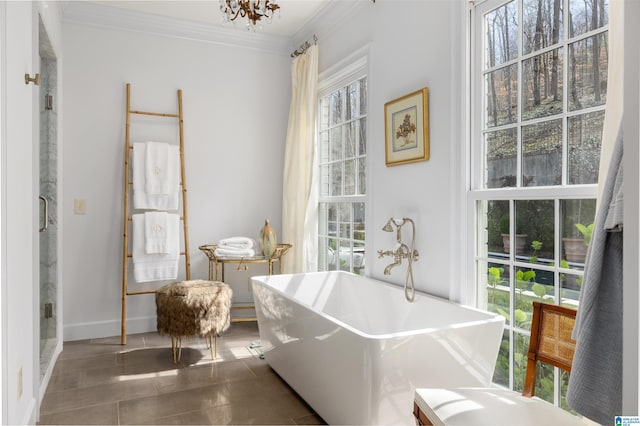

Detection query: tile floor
xmin=38 ymin=322 xmax=326 ymax=425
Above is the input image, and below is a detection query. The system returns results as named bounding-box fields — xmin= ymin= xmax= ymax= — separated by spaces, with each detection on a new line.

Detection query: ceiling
xmin=90 ymin=0 xmax=328 ymax=36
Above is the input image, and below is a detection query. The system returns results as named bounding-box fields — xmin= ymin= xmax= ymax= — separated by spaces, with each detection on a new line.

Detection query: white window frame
xmin=316 ymin=47 xmax=369 ymax=275
xmin=469 ymin=0 xmax=607 ymax=398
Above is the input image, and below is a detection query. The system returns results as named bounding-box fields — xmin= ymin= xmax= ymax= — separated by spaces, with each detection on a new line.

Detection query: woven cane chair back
xmin=522 ymin=301 xmax=577 ymax=397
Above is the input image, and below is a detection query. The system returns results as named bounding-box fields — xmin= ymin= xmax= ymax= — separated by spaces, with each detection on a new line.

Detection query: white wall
xmin=303 ymin=0 xmax=466 ymax=299
xmin=62 ymin=21 xmax=291 ymax=340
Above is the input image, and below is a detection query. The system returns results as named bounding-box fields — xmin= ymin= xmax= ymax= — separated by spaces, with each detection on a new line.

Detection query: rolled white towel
xmin=219 ymin=237 xmax=257 ymax=249
xmin=214 ymin=247 xmax=256 ymax=258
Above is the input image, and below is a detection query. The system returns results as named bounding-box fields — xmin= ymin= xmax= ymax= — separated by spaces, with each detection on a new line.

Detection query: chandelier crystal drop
xmin=219 ymin=0 xmax=280 ymax=30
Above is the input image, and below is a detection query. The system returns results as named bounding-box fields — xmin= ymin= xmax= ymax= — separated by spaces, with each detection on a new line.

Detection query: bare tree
xmin=551 ymin=0 xmax=561 ymax=101
xmin=591 ymin=0 xmax=601 ymax=102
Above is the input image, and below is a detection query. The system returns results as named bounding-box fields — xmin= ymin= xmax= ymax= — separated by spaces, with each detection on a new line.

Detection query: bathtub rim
xmin=251 ymin=271 xmax=505 ymax=341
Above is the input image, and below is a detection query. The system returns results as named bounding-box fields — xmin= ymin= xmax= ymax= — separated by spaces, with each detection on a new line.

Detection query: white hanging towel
xmin=132 ymin=213 xmax=180 ymax=282
xmin=145 ymin=141 xmax=170 ymax=194
xmin=144 ymin=211 xmax=169 ymax=254
xmin=132 ymin=142 xmax=180 ymax=210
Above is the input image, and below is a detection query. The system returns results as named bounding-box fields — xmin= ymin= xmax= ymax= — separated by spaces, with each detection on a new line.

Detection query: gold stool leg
xmin=171 ymin=335 xmax=183 ymax=364
xmin=206 ymin=333 xmax=217 ymax=360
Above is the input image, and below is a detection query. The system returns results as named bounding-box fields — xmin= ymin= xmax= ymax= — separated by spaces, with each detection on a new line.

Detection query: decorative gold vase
xmin=259 ymin=219 xmax=277 ymax=257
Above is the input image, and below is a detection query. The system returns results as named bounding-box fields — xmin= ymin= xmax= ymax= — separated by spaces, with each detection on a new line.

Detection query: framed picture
xmin=384 ymin=87 xmax=429 ymax=166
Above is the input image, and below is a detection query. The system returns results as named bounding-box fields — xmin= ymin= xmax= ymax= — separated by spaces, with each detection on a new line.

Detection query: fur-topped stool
xmin=155 ymin=280 xmax=232 ymax=363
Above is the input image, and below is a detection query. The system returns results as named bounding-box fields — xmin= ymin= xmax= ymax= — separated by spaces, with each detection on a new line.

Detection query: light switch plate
xmin=74 ymin=198 xmax=86 ymax=215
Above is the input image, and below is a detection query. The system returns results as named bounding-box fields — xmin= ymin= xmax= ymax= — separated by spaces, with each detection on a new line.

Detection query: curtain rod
xmin=291 ymin=34 xmax=318 ymax=58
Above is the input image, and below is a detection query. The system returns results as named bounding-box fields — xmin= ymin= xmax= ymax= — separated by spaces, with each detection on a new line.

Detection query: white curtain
xmin=282 ymin=45 xmax=319 ymax=274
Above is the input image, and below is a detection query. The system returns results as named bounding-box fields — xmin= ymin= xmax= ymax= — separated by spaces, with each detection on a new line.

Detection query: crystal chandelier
xmin=219 ymin=0 xmax=280 ymax=29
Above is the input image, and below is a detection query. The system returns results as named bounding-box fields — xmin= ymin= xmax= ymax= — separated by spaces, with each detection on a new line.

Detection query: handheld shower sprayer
xmin=379 ymin=217 xmax=418 ymax=302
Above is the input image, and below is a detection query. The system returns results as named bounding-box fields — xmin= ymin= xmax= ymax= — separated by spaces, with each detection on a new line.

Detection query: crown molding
xmin=63 ymin=1 xmax=293 ymax=56
xmin=292 ymin=0 xmax=372 ymax=47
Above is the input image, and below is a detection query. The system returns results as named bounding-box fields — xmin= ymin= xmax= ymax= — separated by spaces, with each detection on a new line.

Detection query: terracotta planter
xmin=501 ymin=234 xmax=527 ymax=254
xmin=562 ymin=237 xmax=588 ymax=263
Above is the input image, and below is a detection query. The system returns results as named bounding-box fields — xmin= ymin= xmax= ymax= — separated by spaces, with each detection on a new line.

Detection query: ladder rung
xmin=127 ymin=216 xmax=184 ymax=221
xmin=127 ymin=251 xmax=187 ymax=258
xmin=128 ymin=181 xmax=184 ymax=186
xmin=129 ymin=109 xmax=179 ymax=118
xmin=126 ymin=290 xmax=157 ymax=296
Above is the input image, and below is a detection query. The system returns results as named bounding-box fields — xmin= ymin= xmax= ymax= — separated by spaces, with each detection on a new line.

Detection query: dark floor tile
xmin=118 ymin=382 xmax=232 ymax=424
xmin=153 ymin=359 xmax=256 ymax=394
xmin=40 ymin=376 xmax=157 ymax=415
xmin=51 ymin=352 xmax=118 ymax=377
xmin=44 ymin=369 xmax=85 ymax=392
xmin=37 ymin=402 xmax=118 ymax=425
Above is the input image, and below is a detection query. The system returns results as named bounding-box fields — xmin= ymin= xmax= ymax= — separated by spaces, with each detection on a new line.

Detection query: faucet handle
xmin=377 ymin=249 xmax=391 ymax=258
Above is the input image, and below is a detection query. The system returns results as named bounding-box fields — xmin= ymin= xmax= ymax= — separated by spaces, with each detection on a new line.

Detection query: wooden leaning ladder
xmin=121 ymin=83 xmax=191 ymax=345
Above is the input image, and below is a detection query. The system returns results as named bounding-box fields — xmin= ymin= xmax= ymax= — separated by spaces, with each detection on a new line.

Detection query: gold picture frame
xmin=384 ymin=87 xmax=429 ymax=166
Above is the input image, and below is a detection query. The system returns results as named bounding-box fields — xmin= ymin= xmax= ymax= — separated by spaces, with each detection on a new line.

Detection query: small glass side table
xmin=198 ymin=243 xmax=291 ymax=322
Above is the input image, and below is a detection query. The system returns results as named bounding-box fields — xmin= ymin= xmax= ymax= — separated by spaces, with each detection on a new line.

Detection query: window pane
xmin=485 ymin=64 xmax=518 ymax=128
xmin=353 ymin=203 xmax=365 ymax=239
xmin=329 ymin=163 xmax=342 ymax=196
xmin=568 ymin=33 xmax=608 ymax=112
xmin=345 ymin=122 xmax=356 ymax=158
xmin=568 ymin=111 xmax=603 ymax=184
xmin=513 ymin=332 xmax=530 ymax=392
xmin=523 ymin=0 xmax=564 ymax=55
xmin=359 ymin=79 xmax=367 ymax=117
xmin=561 ymin=198 xmax=596 ymax=269
xmin=522 ymin=119 xmax=562 ymax=187
xmin=354 ymin=241 xmax=365 ymax=274
xmin=358 ymin=158 xmax=366 ymax=195
xmin=344 ymin=160 xmax=356 ymax=195
xmin=339 ymin=202 xmax=351 ymax=239
xmin=522 ymin=48 xmax=564 ymax=120
xmin=485 ymin=1 xmax=518 ymax=69
xmin=515 ymin=200 xmax=555 ymax=261
xmin=485 ymin=128 xmax=517 ymax=188
xmin=331 ymin=89 xmax=344 ymax=125
xmin=486 ymin=200 xmax=510 ymax=257
xmin=485 ymin=262 xmax=510 ymax=320
xmin=561 ymin=272 xmax=582 ymax=305
xmin=347 ymin=81 xmax=359 ymax=120
xmin=358 ymin=118 xmax=367 ymax=155
xmin=330 ymin=127 xmax=342 ymax=162
xmin=569 ymin=0 xmax=608 ymax=38
xmin=492 ymin=330 xmax=510 ymax=387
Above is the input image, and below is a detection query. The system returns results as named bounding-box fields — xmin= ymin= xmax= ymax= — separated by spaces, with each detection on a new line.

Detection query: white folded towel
xmin=132 ymin=142 xmax=180 ymax=210
xmin=219 ymin=237 xmax=257 ymax=249
xmin=132 ymin=213 xmax=180 ymax=282
xmin=214 ymin=247 xmax=256 ymax=258
xmin=144 ymin=212 xmax=169 ymax=254
xmin=145 ymin=141 xmax=170 ymax=195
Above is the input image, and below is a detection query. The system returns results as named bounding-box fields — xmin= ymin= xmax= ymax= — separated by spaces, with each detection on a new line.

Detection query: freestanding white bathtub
xmin=251 ymin=271 xmax=505 ymax=425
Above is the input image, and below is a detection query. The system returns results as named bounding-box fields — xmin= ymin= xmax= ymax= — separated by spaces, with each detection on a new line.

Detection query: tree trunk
xmin=501 ymin=9 xmax=514 ymax=123
xmin=533 ymin=0 xmax=544 ymax=106
xmin=592 ymin=0 xmax=601 ymax=102
xmin=488 ymin=17 xmax=498 ymax=127
xmin=551 ymin=0 xmax=561 ymax=101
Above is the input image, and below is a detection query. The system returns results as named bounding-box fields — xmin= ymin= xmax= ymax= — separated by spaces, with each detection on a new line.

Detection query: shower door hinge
xmin=45 ymin=93 xmax=53 ymax=110
xmin=44 ymin=303 xmax=53 ymax=319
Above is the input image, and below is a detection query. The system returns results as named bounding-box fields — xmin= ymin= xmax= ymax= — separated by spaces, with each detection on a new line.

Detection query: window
xmin=471 ymin=0 xmax=608 ymax=407
xmin=317 ymin=72 xmax=367 ymax=275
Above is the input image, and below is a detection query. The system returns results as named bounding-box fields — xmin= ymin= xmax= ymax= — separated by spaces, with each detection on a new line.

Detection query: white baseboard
xmin=63 ymin=316 xmax=156 ymax=342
